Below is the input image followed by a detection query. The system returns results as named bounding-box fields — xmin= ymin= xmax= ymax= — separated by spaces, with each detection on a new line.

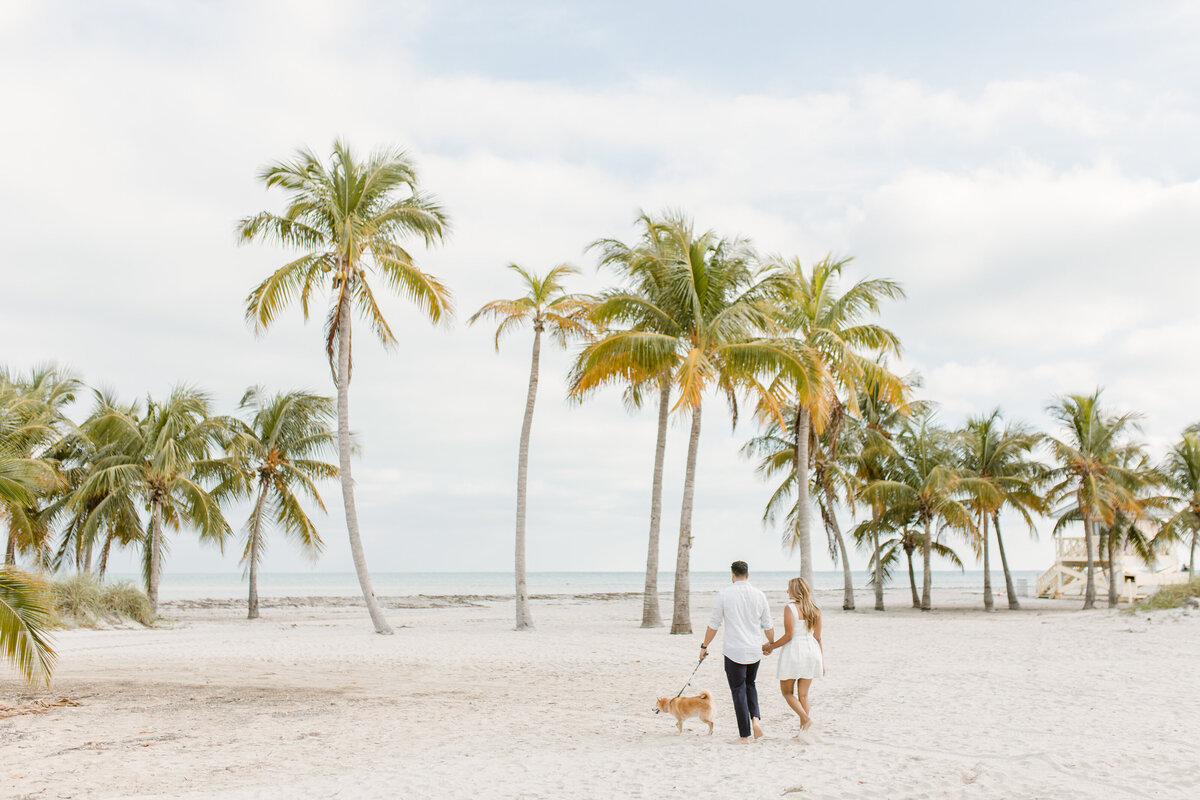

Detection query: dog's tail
xmin=697 ymin=690 xmax=712 ymax=701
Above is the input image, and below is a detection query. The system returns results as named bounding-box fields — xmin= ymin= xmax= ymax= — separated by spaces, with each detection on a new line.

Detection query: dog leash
xmin=654 ymin=655 xmax=706 ymax=714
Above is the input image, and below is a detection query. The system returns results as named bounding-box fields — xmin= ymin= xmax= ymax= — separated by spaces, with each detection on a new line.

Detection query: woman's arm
xmin=767 ymin=606 xmax=794 ymax=652
xmin=814 ymin=611 xmax=826 ymax=675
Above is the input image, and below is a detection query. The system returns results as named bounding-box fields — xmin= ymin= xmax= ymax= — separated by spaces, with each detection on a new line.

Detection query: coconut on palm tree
xmin=765 ymin=256 xmax=905 ymax=590
xmin=470 ymin=264 xmax=591 ymax=631
xmin=955 ymin=410 xmax=1045 ymax=611
xmin=227 ymin=388 xmax=338 ymax=620
xmin=572 ymin=213 xmax=819 ymax=634
xmin=1044 ymin=391 xmax=1142 ymax=610
xmin=75 ymin=387 xmax=232 ymax=615
xmin=240 ymin=140 xmax=451 ymax=635
xmin=572 ymin=213 xmax=686 ymax=628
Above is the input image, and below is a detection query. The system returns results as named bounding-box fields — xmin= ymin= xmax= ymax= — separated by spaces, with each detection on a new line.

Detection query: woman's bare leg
xmin=778 ymin=680 xmax=811 ymax=726
xmin=797 ymin=679 xmax=814 ymax=727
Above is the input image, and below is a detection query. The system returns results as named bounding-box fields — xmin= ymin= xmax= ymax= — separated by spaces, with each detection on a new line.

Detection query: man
xmin=699 ymin=560 xmax=774 ymax=743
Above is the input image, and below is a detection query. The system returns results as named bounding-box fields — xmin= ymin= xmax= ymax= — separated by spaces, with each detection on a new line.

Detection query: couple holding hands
xmin=699 ymin=561 xmax=825 ymax=743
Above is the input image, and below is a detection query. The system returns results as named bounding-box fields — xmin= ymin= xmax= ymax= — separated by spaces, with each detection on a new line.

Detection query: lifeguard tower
xmin=1036 ymin=527 xmax=1187 ymax=602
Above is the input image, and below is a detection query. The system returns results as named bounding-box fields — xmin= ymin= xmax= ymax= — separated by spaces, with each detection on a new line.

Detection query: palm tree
xmin=572 ymin=214 xmax=685 ymax=628
xmin=228 ymin=388 xmax=338 ymax=620
xmin=1045 ymin=391 xmax=1142 ymax=610
xmin=1 ymin=366 xmax=80 ymax=568
xmin=767 ymin=256 xmax=905 ymax=588
xmin=572 ymin=213 xmax=818 ymax=634
xmin=848 ymin=369 xmax=926 ymax=611
xmin=861 ymin=414 xmax=976 ymax=611
xmin=1162 ymin=430 xmax=1200 ymax=578
xmin=0 ymin=566 xmax=56 ymax=686
xmin=470 ymin=265 xmax=590 ymax=630
xmin=240 ymin=140 xmax=451 ymax=635
xmin=853 ymin=518 xmax=964 ymax=608
xmin=742 ymin=402 xmax=858 ymax=609
xmin=1098 ymin=449 xmax=1163 ymax=608
xmin=956 ymin=411 xmax=1045 ymax=611
xmin=75 ymin=387 xmax=232 ymax=615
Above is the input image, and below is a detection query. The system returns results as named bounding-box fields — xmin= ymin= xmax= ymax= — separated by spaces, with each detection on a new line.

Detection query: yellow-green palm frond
xmin=0 ymin=567 xmax=57 ymax=686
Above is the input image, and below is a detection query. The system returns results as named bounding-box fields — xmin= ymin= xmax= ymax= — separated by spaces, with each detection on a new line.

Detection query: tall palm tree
xmin=240 ymin=140 xmax=451 ymax=635
xmin=767 ymin=256 xmax=905 ymax=587
xmin=1162 ymin=430 xmax=1200 ymax=578
xmin=572 ymin=214 xmax=685 ymax=628
xmin=0 ymin=566 xmax=56 ymax=686
xmin=572 ymin=213 xmax=818 ymax=634
xmin=1045 ymin=391 xmax=1142 ymax=610
xmin=956 ymin=410 xmax=1045 ymax=611
xmin=75 ymin=387 xmax=232 ymax=615
xmin=1098 ymin=449 xmax=1163 ymax=608
xmin=861 ymin=414 xmax=977 ymax=611
xmin=228 ymin=388 xmax=339 ymax=620
xmin=470 ymin=264 xmax=590 ymax=631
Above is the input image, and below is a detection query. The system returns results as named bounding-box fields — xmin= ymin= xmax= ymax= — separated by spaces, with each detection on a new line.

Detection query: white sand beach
xmin=3 ymin=588 xmax=1198 ymax=800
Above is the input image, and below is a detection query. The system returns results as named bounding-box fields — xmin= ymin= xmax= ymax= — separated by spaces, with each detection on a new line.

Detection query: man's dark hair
xmin=731 ymin=560 xmax=749 ymax=577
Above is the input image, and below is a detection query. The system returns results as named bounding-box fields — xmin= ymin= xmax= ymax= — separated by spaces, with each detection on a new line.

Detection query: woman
xmin=763 ymin=576 xmax=824 ymax=729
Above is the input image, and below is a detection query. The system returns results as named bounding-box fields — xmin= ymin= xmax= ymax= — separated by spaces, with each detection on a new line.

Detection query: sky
xmin=2 ymin=1 xmax=1199 ymax=579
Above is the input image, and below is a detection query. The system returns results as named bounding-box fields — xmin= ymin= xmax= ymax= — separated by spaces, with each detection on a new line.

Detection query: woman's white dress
xmin=776 ymin=603 xmax=822 ymax=680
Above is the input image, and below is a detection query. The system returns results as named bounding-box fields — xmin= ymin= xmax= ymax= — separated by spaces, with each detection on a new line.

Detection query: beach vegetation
xmin=50 ymin=573 xmax=152 ymax=627
xmin=0 ymin=566 xmax=56 ymax=686
xmin=1131 ymin=577 xmax=1200 ymax=611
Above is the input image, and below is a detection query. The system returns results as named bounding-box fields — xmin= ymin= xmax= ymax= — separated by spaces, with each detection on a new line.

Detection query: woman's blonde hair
xmin=787 ymin=577 xmax=820 ymax=631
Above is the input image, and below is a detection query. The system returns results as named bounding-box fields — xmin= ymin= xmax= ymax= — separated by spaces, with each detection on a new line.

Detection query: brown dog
xmin=656 ymin=690 xmax=714 ymax=734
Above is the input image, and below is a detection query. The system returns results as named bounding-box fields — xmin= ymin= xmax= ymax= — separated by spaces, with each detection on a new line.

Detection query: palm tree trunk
xmin=98 ymin=529 xmax=114 ymax=582
xmin=873 ymin=507 xmax=884 ymax=611
xmin=794 ymin=406 xmax=814 ymax=586
xmin=335 ymin=291 xmax=393 ymax=635
xmin=513 ymin=326 xmax=542 ymax=632
xmin=1106 ymin=528 xmax=1120 ymax=608
xmin=1082 ymin=512 xmax=1096 ymax=610
xmin=641 ymin=380 xmax=670 ymax=628
xmin=247 ymin=481 xmax=269 ymax=620
xmin=1191 ymin=533 xmax=1197 ymax=578
xmin=905 ymin=546 xmax=919 ymax=607
xmin=670 ymin=404 xmax=703 ymax=635
xmin=993 ymin=513 xmax=1020 ymax=610
xmin=982 ymin=512 xmax=993 ymax=612
xmin=829 ymin=507 xmax=854 ymax=610
xmin=4 ymin=531 xmax=15 ymax=566
xmin=921 ymin=518 xmax=932 ymax=611
xmin=149 ymin=501 xmax=162 ymax=616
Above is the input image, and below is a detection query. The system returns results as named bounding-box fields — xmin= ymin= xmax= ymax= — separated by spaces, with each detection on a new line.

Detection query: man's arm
xmin=699 ymin=626 xmax=718 ymax=660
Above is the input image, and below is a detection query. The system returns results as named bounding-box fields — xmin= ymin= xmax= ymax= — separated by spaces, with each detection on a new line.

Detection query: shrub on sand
xmin=1133 ymin=578 xmax=1200 ymax=612
xmin=51 ymin=575 xmax=153 ymax=627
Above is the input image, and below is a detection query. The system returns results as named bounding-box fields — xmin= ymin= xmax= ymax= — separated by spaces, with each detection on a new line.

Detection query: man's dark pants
xmin=723 ymin=656 xmax=761 ymax=738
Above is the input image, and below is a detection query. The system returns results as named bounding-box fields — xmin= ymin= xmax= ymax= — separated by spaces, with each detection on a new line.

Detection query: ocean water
xmin=108 ymin=570 xmax=1044 ymax=600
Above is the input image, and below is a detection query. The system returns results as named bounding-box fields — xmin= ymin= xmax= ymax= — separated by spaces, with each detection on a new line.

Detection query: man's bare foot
xmin=752 ymin=718 xmax=764 ymax=739
xmin=734 ymin=737 xmax=752 ymax=744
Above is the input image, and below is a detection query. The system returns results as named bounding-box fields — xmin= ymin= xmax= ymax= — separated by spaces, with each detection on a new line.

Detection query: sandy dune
xmin=3 ymin=588 xmax=1197 ymax=799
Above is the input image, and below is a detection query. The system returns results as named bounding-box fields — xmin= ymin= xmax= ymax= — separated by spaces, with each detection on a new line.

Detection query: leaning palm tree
xmin=240 ymin=140 xmax=451 ymax=635
xmin=227 ymin=388 xmax=338 ymax=620
xmin=766 ymin=255 xmax=905 ymax=587
xmin=470 ymin=264 xmax=590 ymax=630
xmin=0 ymin=566 xmax=56 ymax=686
xmin=75 ymin=387 xmax=232 ymax=615
xmin=573 ymin=213 xmax=819 ymax=634
xmin=1044 ymin=391 xmax=1142 ymax=610
xmin=572 ymin=214 xmax=685 ymax=628
xmin=1162 ymin=430 xmax=1200 ymax=578
xmin=861 ymin=414 xmax=977 ymax=611
xmin=956 ymin=410 xmax=1045 ymax=611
